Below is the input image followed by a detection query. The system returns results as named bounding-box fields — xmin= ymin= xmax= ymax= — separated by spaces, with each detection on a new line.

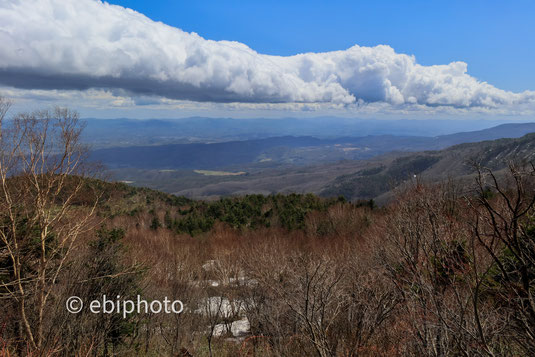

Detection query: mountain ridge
xmin=91 ymin=122 xmax=535 ymax=170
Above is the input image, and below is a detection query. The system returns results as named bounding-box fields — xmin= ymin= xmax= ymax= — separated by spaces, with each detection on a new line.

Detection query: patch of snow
xmin=197 ymin=296 xmax=245 ymax=318
xmin=213 ymin=317 xmax=250 ymax=338
xmin=202 ymin=259 xmax=218 ymax=271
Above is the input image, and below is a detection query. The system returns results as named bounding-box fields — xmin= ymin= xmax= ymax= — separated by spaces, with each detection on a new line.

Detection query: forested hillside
xmin=322 ymin=132 xmax=535 ymax=201
xmin=2 ymin=102 xmax=535 ymax=356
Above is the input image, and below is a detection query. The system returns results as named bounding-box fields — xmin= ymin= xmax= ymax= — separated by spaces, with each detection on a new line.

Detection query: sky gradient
xmin=0 ymin=0 xmax=534 ymax=119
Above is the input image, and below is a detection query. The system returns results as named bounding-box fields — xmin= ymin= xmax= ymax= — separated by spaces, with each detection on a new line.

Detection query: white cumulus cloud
xmin=0 ymin=0 xmax=534 ymax=109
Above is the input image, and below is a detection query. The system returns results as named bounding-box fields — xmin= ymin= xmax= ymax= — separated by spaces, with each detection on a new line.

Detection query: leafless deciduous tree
xmin=379 ymin=182 xmax=508 ymax=356
xmin=0 ymin=100 xmax=100 ymax=352
xmin=470 ymin=163 xmax=535 ymax=355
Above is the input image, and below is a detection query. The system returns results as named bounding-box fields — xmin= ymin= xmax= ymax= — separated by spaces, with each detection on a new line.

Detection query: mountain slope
xmin=433 ymin=123 xmax=535 ymax=148
xmin=321 ymin=133 xmax=535 ymax=201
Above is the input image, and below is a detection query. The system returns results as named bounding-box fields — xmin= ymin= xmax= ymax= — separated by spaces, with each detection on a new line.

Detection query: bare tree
xmin=378 ymin=182 xmax=505 ymax=356
xmin=0 ymin=102 xmax=100 ymax=352
xmin=202 ymin=293 xmax=224 ymax=357
xmin=470 ymin=163 xmax=535 ymax=355
xmin=337 ymin=252 xmax=398 ymax=356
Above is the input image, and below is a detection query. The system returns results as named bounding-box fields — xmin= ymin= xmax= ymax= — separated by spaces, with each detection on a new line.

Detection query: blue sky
xmin=109 ymin=0 xmax=535 ymax=92
xmin=1 ymin=0 xmax=534 ymax=118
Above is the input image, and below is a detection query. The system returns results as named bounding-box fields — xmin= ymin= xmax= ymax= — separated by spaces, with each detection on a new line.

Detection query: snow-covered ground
xmin=212 ymin=317 xmax=250 ymax=338
xmin=192 ymin=260 xmax=256 ymax=339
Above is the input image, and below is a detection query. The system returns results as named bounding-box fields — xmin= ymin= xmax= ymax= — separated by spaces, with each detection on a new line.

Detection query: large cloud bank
xmin=1 ymin=0 xmax=534 ymax=109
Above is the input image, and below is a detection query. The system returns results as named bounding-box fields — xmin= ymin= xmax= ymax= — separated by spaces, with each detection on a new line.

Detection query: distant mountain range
xmin=96 ymin=122 xmax=535 ymax=202
xmin=91 ymin=122 xmax=535 ymax=170
xmin=160 ymin=132 xmax=535 ymax=202
xmin=82 ymin=117 xmax=519 ymax=148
